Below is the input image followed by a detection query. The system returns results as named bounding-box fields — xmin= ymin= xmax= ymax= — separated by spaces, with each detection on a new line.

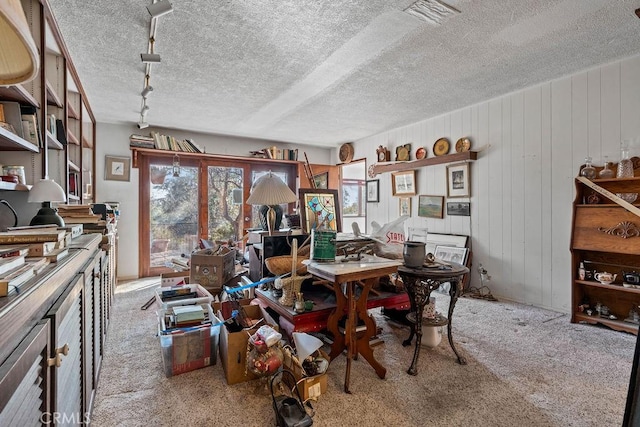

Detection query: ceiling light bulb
xmin=141 ymin=85 xmax=154 ymax=97
xmin=147 ymin=1 xmax=173 ymax=18
xmin=141 ymin=53 xmax=161 ymax=63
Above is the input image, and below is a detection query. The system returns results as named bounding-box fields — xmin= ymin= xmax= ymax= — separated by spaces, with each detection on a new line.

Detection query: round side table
xmin=397 ymin=263 xmax=469 ymax=375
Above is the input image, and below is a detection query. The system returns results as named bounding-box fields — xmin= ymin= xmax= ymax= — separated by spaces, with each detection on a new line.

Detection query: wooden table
xmin=305 ymin=256 xmax=402 ymax=393
xmin=397 ymin=263 xmax=469 ymax=375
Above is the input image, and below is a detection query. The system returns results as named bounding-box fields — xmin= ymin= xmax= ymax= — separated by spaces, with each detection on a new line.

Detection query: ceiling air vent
xmin=404 ymin=0 xmax=460 ymax=25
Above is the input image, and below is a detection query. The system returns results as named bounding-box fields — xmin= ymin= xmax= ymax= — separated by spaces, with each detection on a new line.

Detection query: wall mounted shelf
xmin=0 ymin=127 xmax=40 ymax=152
xmin=372 ymin=150 xmax=478 ymax=175
xmin=130 ymin=146 xmax=302 ymax=169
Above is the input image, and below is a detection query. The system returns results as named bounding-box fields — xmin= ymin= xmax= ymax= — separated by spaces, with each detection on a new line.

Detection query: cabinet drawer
xmin=572 ymin=206 xmax=640 ymax=254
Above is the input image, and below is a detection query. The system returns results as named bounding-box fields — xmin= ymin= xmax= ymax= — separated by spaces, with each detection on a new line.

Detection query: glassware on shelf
xmin=616 ymin=139 xmax=637 ymax=203
xmin=580 ymin=156 xmax=596 ymax=180
xmin=598 ymin=156 xmax=615 ymax=179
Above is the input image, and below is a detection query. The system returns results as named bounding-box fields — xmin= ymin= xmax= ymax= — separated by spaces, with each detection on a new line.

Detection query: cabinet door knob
xmin=47 ymin=354 xmax=62 ymax=368
xmin=57 ymin=343 xmax=70 ymax=356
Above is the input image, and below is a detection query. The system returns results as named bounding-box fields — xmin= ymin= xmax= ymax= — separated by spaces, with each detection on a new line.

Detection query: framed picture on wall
xmin=366 ymin=179 xmax=379 ymax=202
xmin=417 ymin=195 xmax=444 ymax=218
xmin=446 ymin=162 xmax=470 ymax=198
xmin=392 ymin=170 xmax=416 ymax=196
xmin=447 ymin=202 xmax=471 ymax=216
xmin=105 ymin=155 xmax=131 ymax=182
xmin=298 ymin=189 xmax=342 ymax=233
xmin=399 ymin=197 xmax=411 ymax=216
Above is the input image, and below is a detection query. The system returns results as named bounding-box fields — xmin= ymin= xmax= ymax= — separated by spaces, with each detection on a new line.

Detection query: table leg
xmin=354 ymin=278 xmax=386 ymax=380
xmin=328 ymin=281 xmax=347 ymax=362
xmin=407 ymin=295 xmax=425 ymax=376
xmin=402 ymin=278 xmax=418 ymax=347
xmin=447 ymin=279 xmax=467 ymax=365
xmin=344 ymin=281 xmax=356 ymax=393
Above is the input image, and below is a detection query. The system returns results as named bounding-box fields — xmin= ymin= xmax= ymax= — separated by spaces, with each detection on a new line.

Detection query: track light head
xmin=147 ymin=1 xmax=173 ymax=18
xmin=141 ymin=85 xmax=154 ymax=98
xmin=141 ymin=104 xmax=150 ymax=114
xmin=137 ymin=121 xmax=150 ymax=129
xmin=141 ymin=53 xmax=161 ymax=63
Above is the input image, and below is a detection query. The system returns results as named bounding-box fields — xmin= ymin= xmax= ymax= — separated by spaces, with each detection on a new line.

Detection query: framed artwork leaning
xmin=298 ymin=188 xmax=342 ymax=233
xmin=312 ymin=172 xmax=328 ymax=189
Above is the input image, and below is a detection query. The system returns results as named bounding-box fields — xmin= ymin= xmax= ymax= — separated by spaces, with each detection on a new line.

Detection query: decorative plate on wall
xmin=433 ymin=138 xmax=450 ymax=156
xmin=415 ymin=147 xmax=427 ymax=160
xmin=396 ymin=144 xmax=411 ymax=161
xmin=455 ymin=137 xmax=471 ymax=153
xmin=339 ymin=143 xmax=354 ymax=163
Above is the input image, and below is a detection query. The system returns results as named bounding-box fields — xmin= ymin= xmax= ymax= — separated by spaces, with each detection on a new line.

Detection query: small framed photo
xmin=418 ymin=195 xmax=444 ymax=218
xmin=447 ymin=202 xmax=470 ymax=216
xmin=434 ymin=245 xmax=469 ymax=265
xmin=392 ymin=170 xmax=416 ymax=196
xmin=366 ymin=179 xmax=379 ymax=203
xmin=446 ymin=162 xmax=470 ymax=198
xmin=105 ymin=155 xmax=131 ymax=181
xmin=399 ymin=197 xmax=411 ymax=216
xmin=312 ymin=172 xmax=328 ymax=189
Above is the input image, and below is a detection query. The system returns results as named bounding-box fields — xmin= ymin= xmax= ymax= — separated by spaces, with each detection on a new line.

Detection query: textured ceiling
xmin=47 ymin=0 xmax=640 ymax=148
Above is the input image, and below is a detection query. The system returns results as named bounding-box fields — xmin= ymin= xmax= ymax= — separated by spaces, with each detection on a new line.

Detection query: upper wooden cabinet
xmin=0 ymin=0 xmax=95 ymax=204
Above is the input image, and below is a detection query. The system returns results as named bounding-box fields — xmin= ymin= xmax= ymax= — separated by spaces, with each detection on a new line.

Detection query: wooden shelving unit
xmin=371 ymin=150 xmax=478 ymax=175
xmin=0 ymin=0 xmax=96 ymax=202
xmin=570 ymin=172 xmax=640 ymax=335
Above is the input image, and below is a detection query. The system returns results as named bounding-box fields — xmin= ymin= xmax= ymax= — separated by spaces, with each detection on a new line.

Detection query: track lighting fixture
xmin=141 ymin=53 xmax=161 ymax=63
xmin=141 ymin=75 xmax=153 ymax=97
xmin=141 ymin=37 xmax=161 ymax=63
xmin=138 ymin=121 xmax=150 ymax=129
xmin=141 ymin=104 xmax=150 ymax=114
xmin=147 ymin=0 xmax=173 ymax=18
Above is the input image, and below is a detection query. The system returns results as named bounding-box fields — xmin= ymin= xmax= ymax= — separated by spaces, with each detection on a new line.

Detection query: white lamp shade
xmin=0 ymin=0 xmax=39 ymax=85
xmin=292 ymin=332 xmax=323 ymax=361
xmin=246 ymin=171 xmax=297 ymax=206
xmin=28 ymin=179 xmax=67 ymax=203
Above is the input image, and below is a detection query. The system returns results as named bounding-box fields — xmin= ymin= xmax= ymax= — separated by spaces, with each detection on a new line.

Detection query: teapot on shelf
xmin=594 ymin=272 xmax=617 ymax=284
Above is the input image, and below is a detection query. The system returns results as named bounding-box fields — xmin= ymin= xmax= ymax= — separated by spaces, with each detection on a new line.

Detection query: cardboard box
xmin=217 ymin=304 xmax=278 ymax=385
xmin=161 ymin=271 xmax=190 ymax=287
xmin=284 ymin=349 xmax=329 ymax=401
xmin=155 ymin=284 xmax=213 ymax=310
xmin=213 ymin=298 xmax=253 ymax=320
xmin=190 ymin=247 xmax=236 ymax=294
xmin=157 ymin=303 xmax=221 ymax=377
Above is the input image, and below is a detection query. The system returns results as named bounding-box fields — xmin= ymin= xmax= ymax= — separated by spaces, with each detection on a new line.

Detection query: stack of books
xmin=129 ymin=132 xmax=203 ymax=153
xmin=0 ymin=227 xmax=73 ymax=296
xmin=57 ymin=204 xmax=105 ymax=225
xmin=172 ymin=305 xmax=205 ymax=328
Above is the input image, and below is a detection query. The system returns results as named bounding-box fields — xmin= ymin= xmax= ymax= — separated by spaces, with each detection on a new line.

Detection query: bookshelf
xmin=0 ymin=1 xmax=96 ymax=203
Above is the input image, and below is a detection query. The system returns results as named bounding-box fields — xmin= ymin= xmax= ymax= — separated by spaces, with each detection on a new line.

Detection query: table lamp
xmin=28 ymin=178 xmax=67 ymax=226
xmin=0 ymin=0 xmax=40 ymax=85
xmin=246 ymin=171 xmax=297 ymax=235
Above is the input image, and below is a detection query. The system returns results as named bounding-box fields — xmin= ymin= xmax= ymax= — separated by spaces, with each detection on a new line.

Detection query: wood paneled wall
xmin=353 ymin=54 xmax=640 ymax=313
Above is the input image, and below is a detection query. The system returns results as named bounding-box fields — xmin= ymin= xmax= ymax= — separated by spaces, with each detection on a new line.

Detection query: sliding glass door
xmin=138 ymin=152 xmax=297 ymax=277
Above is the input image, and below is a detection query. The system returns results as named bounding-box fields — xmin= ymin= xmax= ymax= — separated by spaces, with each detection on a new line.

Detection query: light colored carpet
xmin=89 ymin=278 xmax=636 ymax=426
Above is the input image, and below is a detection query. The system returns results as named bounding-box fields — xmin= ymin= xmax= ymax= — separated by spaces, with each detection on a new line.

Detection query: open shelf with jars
xmin=570 ymin=158 xmax=640 ymax=335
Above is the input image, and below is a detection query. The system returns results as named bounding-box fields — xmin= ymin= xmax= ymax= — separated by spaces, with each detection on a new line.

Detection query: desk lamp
xmin=246 ymin=171 xmax=297 ymax=235
xmin=28 ymin=178 xmax=67 ymax=226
